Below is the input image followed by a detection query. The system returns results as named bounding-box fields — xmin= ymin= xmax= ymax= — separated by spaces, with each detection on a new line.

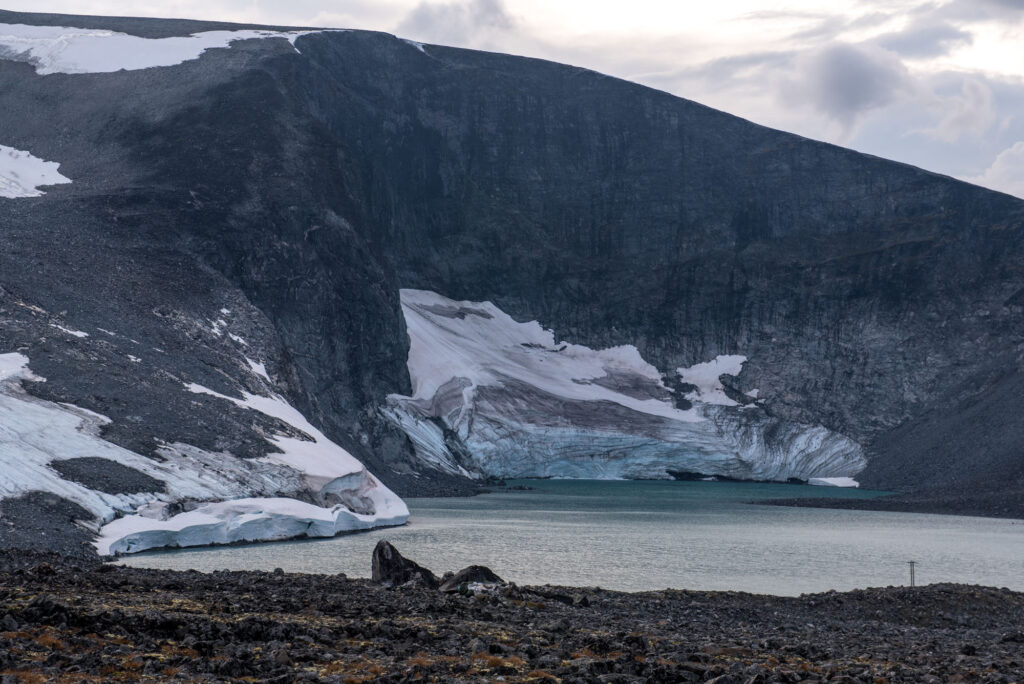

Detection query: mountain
xmin=1 ymin=10 xmax=1023 ymax=557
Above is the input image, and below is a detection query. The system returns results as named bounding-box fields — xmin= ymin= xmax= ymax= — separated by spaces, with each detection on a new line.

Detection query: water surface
xmin=118 ymin=480 xmax=1024 ymax=595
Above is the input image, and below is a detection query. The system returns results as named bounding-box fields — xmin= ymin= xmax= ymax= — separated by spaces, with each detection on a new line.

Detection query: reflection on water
xmin=118 ymin=480 xmax=1024 ymax=596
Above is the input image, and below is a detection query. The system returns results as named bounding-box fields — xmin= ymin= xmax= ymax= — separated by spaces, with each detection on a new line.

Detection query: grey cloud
xmin=788 ymin=16 xmax=850 ymax=42
xmin=783 ymin=12 xmax=893 ymax=46
xmin=924 ymin=0 xmax=1024 ymax=22
xmin=395 ymin=0 xmax=515 ymax=46
xmin=783 ymin=43 xmax=910 ymax=129
xmin=680 ymin=51 xmax=795 ymax=89
xmin=739 ymin=10 xmax=829 ymax=22
xmin=874 ymin=20 xmax=972 ymax=57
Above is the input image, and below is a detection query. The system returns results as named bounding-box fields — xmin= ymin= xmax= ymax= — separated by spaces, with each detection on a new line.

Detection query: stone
xmin=370 ymin=541 xmax=439 ymax=589
xmin=438 ymin=565 xmax=504 ymax=593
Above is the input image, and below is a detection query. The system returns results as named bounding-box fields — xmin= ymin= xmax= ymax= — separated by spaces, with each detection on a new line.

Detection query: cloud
xmin=962 ymin=141 xmax=1024 ymax=198
xmin=395 ymin=0 xmax=516 ymax=47
xmin=933 ymin=0 xmax=1024 ymax=22
xmin=918 ymin=78 xmax=995 ymax=141
xmin=874 ymin=20 xmax=973 ymax=57
xmin=781 ymin=43 xmax=911 ymax=132
xmin=671 ymin=51 xmax=794 ymax=92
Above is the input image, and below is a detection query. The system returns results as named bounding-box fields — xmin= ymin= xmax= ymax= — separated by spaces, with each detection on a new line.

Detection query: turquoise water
xmin=117 ymin=480 xmax=1024 ymax=596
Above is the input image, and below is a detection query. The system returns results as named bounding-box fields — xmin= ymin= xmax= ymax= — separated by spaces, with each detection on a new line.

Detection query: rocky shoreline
xmin=0 ymin=548 xmax=1022 ymax=683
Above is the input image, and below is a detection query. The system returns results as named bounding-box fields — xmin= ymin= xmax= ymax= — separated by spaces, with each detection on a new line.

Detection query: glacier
xmin=0 ymin=352 xmax=407 ymax=555
xmin=385 ymin=289 xmax=867 ymax=482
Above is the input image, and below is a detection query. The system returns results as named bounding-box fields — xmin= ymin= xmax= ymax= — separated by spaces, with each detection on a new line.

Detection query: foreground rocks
xmin=0 ymin=550 xmax=1022 ymax=682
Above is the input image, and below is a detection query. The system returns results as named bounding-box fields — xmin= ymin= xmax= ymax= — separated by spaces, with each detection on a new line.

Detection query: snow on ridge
xmin=0 ymin=23 xmax=336 ymax=75
xmin=0 ymin=144 xmax=71 ymax=198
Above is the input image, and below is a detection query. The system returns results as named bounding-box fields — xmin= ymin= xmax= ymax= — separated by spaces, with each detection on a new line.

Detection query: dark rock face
xmin=0 ymin=6 xmax=1022 ymax=552
xmin=371 ymin=540 xmax=439 ymax=588
xmin=48 ymin=458 xmax=166 ymax=495
xmin=439 ymin=565 xmax=505 ymax=593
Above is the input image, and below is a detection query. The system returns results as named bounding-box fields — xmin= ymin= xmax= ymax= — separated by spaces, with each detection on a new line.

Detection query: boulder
xmin=370 ymin=541 xmax=439 ymax=589
xmin=438 ymin=565 xmax=504 ymax=593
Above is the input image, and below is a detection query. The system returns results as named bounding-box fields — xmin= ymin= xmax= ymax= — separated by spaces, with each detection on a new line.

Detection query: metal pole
xmin=908 ymin=561 xmax=916 ymax=587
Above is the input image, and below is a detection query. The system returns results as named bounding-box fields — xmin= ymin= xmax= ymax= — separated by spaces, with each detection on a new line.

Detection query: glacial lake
xmin=117 ymin=480 xmax=1024 ymax=596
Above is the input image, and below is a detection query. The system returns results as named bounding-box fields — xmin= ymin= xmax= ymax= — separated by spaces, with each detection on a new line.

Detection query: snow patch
xmin=186 ymin=382 xmax=365 ymax=492
xmin=49 ymin=323 xmax=89 ymax=338
xmin=127 ymin=355 xmax=140 ymax=363
xmin=229 ymin=333 xmax=249 ymax=346
xmin=0 ymin=144 xmax=71 ymax=198
xmin=0 ymin=23 xmax=332 ymax=75
xmin=246 ymin=358 xmax=270 ymax=383
xmin=677 ymin=355 xmax=750 ymax=406
xmin=402 ymin=38 xmax=427 ymax=53
xmin=808 ymin=477 xmax=860 ymax=488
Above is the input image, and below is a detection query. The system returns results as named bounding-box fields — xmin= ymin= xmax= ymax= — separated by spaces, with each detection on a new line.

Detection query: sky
xmin=4 ymin=0 xmax=1023 ymax=198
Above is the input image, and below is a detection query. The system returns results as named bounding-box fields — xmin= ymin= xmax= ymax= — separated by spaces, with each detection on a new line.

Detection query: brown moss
xmin=33 ymin=632 xmax=66 ymax=651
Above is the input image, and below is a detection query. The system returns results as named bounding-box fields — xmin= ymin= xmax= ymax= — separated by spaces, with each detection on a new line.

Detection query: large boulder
xmin=370 ymin=540 xmax=439 ymax=589
xmin=438 ymin=565 xmax=504 ymax=593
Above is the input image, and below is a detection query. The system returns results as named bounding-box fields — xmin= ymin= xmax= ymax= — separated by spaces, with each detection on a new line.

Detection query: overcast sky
xmin=5 ymin=0 xmax=1023 ymax=198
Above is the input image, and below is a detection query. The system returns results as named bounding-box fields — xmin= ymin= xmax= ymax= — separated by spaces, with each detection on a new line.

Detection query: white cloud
xmin=395 ymin=0 xmax=517 ymax=51
xmin=919 ymin=78 xmax=995 ymax=142
xmin=962 ymin=141 xmax=1024 ymax=198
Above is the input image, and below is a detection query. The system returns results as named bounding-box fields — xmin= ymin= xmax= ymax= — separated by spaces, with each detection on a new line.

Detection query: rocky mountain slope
xmin=1 ymin=10 xmax=1023 ymax=554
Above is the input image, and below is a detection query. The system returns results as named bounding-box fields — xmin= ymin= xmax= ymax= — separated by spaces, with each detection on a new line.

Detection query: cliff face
xmin=1 ymin=9 xmax=1023 ymax=553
